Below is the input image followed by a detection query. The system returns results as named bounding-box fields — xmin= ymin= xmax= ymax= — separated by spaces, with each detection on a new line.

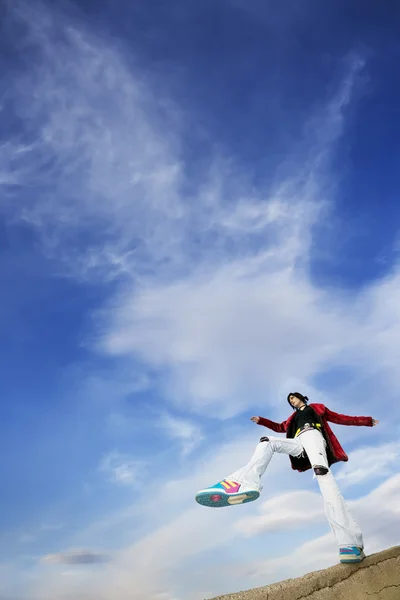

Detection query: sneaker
xmin=195 ymin=479 xmax=260 ymax=508
xmin=339 ymin=546 xmax=366 ymax=564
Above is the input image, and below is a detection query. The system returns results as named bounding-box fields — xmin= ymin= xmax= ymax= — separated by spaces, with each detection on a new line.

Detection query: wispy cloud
xmin=99 ymin=451 xmax=145 ymax=486
xmin=2 ymin=0 xmax=185 ymax=281
xmin=157 ymin=413 xmax=204 ymax=456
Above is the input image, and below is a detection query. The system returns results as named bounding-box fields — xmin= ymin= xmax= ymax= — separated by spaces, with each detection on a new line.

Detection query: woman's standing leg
xmin=299 ymin=429 xmax=364 ymax=556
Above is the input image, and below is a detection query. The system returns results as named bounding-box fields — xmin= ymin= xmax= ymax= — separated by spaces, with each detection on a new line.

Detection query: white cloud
xmin=101 ymin=258 xmax=351 ymax=418
xmin=234 ymin=490 xmax=326 ymax=536
xmin=97 ymin=214 xmax=400 ymax=422
xmin=336 ymin=441 xmax=400 ymax=486
xmin=99 ymin=451 xmax=145 ymax=486
xmin=157 ymin=413 xmax=204 ymax=456
xmin=352 ymin=473 xmax=400 ymax=544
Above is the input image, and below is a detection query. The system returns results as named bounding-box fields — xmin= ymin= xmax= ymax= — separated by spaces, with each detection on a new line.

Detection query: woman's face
xmin=289 ymin=395 xmax=305 ymax=409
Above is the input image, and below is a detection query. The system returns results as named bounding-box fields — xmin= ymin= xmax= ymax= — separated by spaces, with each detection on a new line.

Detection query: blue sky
xmin=1 ymin=0 xmax=400 ymax=598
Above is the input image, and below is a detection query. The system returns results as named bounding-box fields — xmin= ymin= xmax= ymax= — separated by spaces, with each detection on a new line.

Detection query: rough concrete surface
xmin=209 ymin=546 xmax=400 ymax=600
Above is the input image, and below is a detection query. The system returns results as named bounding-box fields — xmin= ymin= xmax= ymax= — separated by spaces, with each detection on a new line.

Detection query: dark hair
xmin=287 ymin=392 xmax=309 ymax=409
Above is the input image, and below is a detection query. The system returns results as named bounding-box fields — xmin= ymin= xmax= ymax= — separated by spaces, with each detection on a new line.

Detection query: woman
xmin=195 ymin=392 xmax=379 ymax=564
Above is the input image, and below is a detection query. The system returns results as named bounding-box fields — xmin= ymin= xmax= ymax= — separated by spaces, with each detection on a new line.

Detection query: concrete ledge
xmin=209 ymin=546 xmax=400 ymax=600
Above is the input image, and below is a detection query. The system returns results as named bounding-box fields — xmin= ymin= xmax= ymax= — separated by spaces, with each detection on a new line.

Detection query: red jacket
xmin=257 ymin=403 xmax=373 ymax=472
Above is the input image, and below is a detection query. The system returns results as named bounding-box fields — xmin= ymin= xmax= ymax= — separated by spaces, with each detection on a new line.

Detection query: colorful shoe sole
xmin=195 ymin=489 xmax=260 ymax=508
xmin=339 ymin=548 xmax=365 ymax=564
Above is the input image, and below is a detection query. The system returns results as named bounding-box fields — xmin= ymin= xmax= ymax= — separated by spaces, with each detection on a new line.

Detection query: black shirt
xmin=293 ymin=405 xmax=318 ymax=431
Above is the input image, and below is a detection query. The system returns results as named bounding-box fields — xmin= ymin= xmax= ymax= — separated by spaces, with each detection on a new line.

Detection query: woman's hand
xmin=250 ymin=416 xmax=260 ymax=423
xmin=372 ymin=419 xmax=379 ymax=426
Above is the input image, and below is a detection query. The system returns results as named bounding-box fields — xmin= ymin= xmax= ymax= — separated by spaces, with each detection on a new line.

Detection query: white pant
xmin=227 ymin=429 xmax=363 ymax=549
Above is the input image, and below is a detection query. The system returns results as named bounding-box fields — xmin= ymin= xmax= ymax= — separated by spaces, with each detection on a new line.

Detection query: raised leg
xmin=195 ymin=436 xmax=303 ymax=508
xmin=227 ymin=436 xmax=304 ymax=490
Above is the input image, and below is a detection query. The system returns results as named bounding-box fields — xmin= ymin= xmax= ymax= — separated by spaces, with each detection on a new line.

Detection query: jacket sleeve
xmin=324 ymin=407 xmax=373 ymax=427
xmin=257 ymin=416 xmax=287 ymax=433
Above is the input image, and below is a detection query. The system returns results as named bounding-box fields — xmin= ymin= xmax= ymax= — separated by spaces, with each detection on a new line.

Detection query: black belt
xmin=294 ymin=422 xmax=322 ymax=438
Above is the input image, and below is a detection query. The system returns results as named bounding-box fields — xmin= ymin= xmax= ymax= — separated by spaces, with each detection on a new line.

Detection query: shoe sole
xmin=340 ymin=553 xmax=365 ymax=564
xmin=195 ymin=489 xmax=260 ymax=508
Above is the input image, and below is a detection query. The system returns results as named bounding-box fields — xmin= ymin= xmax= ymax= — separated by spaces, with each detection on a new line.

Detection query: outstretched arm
xmin=250 ymin=415 xmax=287 ymax=433
xmin=324 ymin=407 xmax=378 ymax=427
